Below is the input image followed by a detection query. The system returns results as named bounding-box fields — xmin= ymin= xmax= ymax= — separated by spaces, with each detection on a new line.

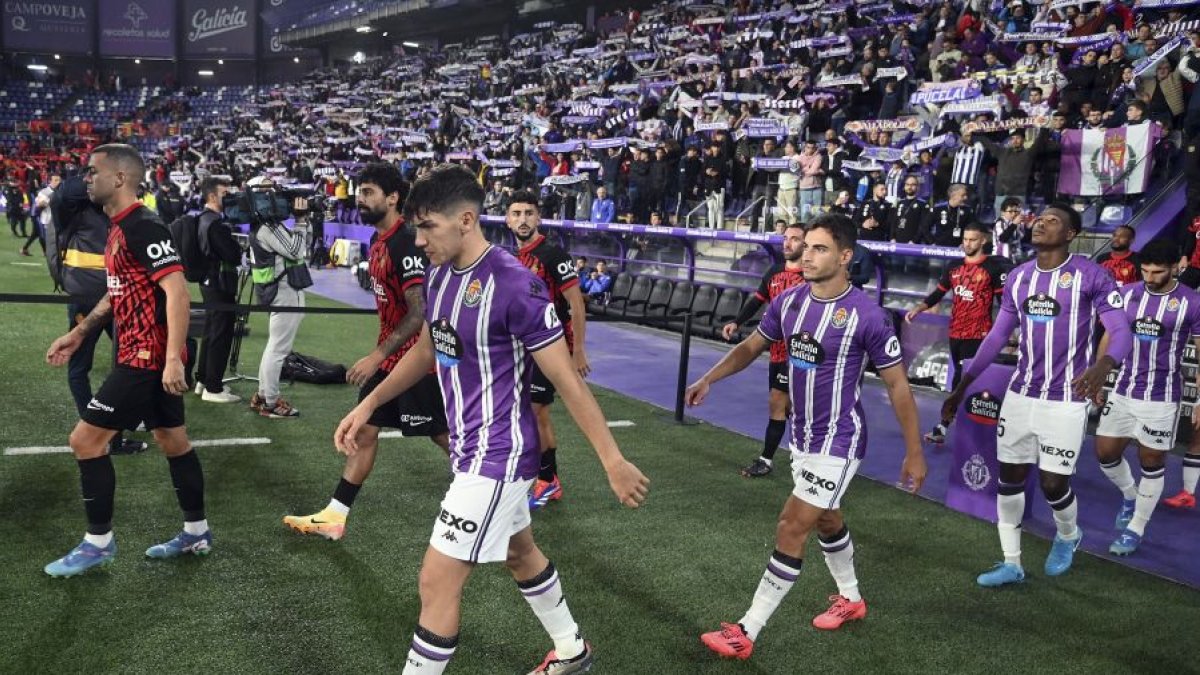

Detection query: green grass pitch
xmin=0 ymin=234 xmax=1194 ymax=674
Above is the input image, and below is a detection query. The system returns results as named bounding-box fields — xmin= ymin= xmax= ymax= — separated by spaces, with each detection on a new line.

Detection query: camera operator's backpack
xmin=169 ymin=213 xmax=208 ymax=283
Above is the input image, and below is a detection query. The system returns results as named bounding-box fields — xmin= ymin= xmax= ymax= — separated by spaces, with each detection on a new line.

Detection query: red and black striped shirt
xmin=754 ymin=263 xmax=805 ymax=363
xmin=926 ymin=256 xmax=1009 ymax=340
xmin=517 ymin=234 xmax=579 ymax=352
xmin=1096 ymin=250 xmax=1140 ymax=288
xmin=369 ymin=218 xmax=427 ymax=373
xmin=105 ymin=203 xmax=185 ymax=370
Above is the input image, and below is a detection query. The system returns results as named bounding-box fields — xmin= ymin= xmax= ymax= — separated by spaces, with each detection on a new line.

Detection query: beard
xmin=359 ymin=204 xmax=388 ymax=225
xmin=1111 ymin=243 xmax=1129 ymax=252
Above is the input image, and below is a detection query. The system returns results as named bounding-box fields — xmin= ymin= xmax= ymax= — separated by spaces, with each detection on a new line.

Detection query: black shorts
xmin=530 ymin=364 xmax=555 ymax=406
xmin=359 ymin=369 xmax=448 ymax=436
xmin=769 ymin=362 xmax=790 ymax=393
xmin=81 ymin=365 xmax=185 ymax=431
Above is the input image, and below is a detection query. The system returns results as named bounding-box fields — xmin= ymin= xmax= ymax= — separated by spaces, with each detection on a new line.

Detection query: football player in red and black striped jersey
xmin=722 ymin=224 xmax=806 ymax=477
xmin=905 ymin=222 xmax=1010 ymax=442
xmin=284 ymin=163 xmax=450 ymax=541
xmin=44 ymin=144 xmax=210 ymax=576
xmin=1095 ymin=225 xmax=1141 ymax=288
xmin=507 ymin=190 xmax=590 ymax=510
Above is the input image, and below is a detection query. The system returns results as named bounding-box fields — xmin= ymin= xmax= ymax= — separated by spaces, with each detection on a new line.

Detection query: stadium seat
xmin=619 ymin=275 xmax=658 ymax=321
xmin=635 ymin=278 xmax=676 ymax=324
xmin=602 ymin=273 xmax=640 ymax=318
xmin=678 ymin=283 xmax=719 ymax=334
xmin=710 ymin=289 xmax=745 ymax=340
xmin=663 ymin=281 xmax=695 ymax=327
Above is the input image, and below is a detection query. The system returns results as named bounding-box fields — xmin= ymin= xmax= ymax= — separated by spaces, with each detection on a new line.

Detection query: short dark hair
xmin=1044 ymin=201 xmax=1082 ymax=233
xmin=807 ymin=213 xmax=857 ymax=251
xmin=357 ymin=162 xmax=407 ymax=203
xmin=1001 ymin=197 xmax=1022 ymax=211
xmin=402 ymin=164 xmax=484 ymax=222
xmin=1127 ymin=100 xmax=1147 ymax=115
xmin=91 ymin=143 xmax=145 ymax=182
xmin=1114 ymin=224 xmax=1135 ymax=237
xmin=964 ymin=221 xmax=991 ymax=237
xmin=508 ymin=189 xmax=539 ymax=209
xmin=1138 ymin=237 xmax=1179 ymax=267
xmin=199 ymin=175 xmax=231 ymax=202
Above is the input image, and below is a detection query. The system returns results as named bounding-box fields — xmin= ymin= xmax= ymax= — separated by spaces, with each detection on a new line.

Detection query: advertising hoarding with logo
xmin=3 ymin=0 xmax=96 ymax=53
xmin=98 ymin=0 xmax=174 ymax=58
xmin=182 ymin=0 xmax=256 ymax=58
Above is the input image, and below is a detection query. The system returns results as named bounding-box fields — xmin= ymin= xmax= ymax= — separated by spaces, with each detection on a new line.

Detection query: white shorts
xmin=1096 ymin=393 xmax=1179 ymax=451
xmin=996 ymin=392 xmax=1088 ymax=476
xmin=429 ymin=472 xmax=534 ymax=564
xmin=791 ymin=453 xmax=861 ymax=510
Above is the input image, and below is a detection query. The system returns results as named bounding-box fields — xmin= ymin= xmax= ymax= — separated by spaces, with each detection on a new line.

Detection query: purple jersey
xmin=425 ymin=246 xmax=564 ymax=482
xmin=1112 ymin=282 xmax=1200 ymax=403
xmin=757 ymin=284 xmax=903 ymax=460
xmin=1001 ymin=254 xmax=1124 ymax=402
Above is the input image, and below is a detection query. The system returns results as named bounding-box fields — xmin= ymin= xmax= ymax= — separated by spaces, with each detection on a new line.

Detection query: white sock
xmin=518 ymin=563 xmax=584 ymax=661
xmin=1183 ymin=453 xmax=1200 ymax=494
xmin=327 ymin=499 xmax=351 ymax=516
xmin=758 ymin=457 xmax=774 ymax=466
xmin=1099 ymin=458 xmax=1138 ymax=501
xmin=1048 ymin=487 xmax=1079 ymax=540
xmin=819 ymin=527 xmax=861 ymax=602
xmin=997 ymin=485 xmax=1024 ymax=568
xmin=84 ymin=531 xmax=113 ymax=548
xmin=183 ymin=519 xmax=209 ymax=536
xmin=739 ymin=550 xmax=801 ymax=641
xmin=1129 ymin=466 xmax=1166 ymax=536
xmin=403 ymin=626 xmax=457 ymax=675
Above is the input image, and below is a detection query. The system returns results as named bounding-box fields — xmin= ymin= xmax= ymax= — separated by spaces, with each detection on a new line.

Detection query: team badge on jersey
xmin=1168 ymin=298 xmax=1181 ymax=313
xmin=463 ymin=279 xmax=483 ymax=307
xmin=431 ymin=318 xmax=464 ymax=367
xmin=1133 ymin=316 xmax=1164 ymax=342
xmin=1106 ymin=290 xmax=1124 ymax=308
xmin=831 ymin=307 xmax=849 ymax=329
xmin=788 ymin=331 xmax=825 ymax=370
xmin=1023 ymin=293 xmax=1061 ymax=322
xmin=1057 ymin=271 xmax=1074 ymax=289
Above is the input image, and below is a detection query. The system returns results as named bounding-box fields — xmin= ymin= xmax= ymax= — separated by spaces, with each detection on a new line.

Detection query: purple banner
xmin=477 ymin=215 xmax=964 ymax=257
xmin=946 ymin=361 xmax=1036 ymax=522
xmin=98 ymin=0 xmax=174 ymax=58
xmin=261 ymin=0 xmax=319 ymax=60
xmin=946 ymin=362 xmax=1012 ymax=521
xmin=182 ymin=0 xmax=257 ymax=58
xmin=3 ymin=0 xmax=95 ymax=53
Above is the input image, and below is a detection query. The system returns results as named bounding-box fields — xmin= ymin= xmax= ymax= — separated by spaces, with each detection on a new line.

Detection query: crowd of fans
xmin=4 ymin=0 xmax=1200 ymax=257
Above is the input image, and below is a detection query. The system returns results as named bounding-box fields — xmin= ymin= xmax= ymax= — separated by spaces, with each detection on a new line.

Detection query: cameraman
xmin=45 ymin=174 xmax=144 ymax=454
xmin=193 ymin=176 xmax=242 ymax=403
xmin=246 ymin=177 xmax=312 ymax=418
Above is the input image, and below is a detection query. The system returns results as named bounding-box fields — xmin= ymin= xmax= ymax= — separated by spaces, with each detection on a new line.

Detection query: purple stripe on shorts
xmin=411 ymin=641 xmax=453 ymax=662
xmin=520 ymin=574 xmax=560 ymax=597
xmin=767 ymin=562 xmax=799 ymax=582
xmin=469 ymin=481 xmax=504 ymax=563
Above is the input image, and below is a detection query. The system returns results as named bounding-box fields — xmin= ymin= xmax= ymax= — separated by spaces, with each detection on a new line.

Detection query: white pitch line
xmin=10 ymin=261 xmax=40 ymax=267
xmin=4 ymin=436 xmax=272 ymax=456
xmin=607 ymin=420 xmax=636 ymax=427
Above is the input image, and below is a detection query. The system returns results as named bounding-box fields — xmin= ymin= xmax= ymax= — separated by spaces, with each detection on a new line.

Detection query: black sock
xmin=539 ymin=447 xmax=558 ymax=482
xmin=762 ymin=419 xmax=786 ymax=461
xmin=78 ymin=455 xmax=116 ymax=535
xmin=333 ymin=477 xmax=362 ymax=507
xmin=167 ymin=450 xmax=206 ymax=522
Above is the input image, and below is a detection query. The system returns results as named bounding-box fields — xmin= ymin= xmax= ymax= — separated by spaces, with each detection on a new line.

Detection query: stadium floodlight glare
xmin=27 ymin=64 xmax=47 ymax=72
xmin=53 ymin=54 xmax=60 ymax=60
xmin=403 ymin=41 xmax=419 ymax=48
xmin=352 ymin=51 xmax=366 ymax=64
xmin=356 ymin=25 xmax=372 ymax=33
xmin=293 ymin=57 xmax=299 ymax=63
xmin=134 ymin=59 xmax=141 ymax=64
xmin=198 ymin=70 xmax=214 ymax=76
xmin=382 ymin=31 xmax=388 ymax=37
xmin=218 ymin=59 xmax=224 ymax=65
